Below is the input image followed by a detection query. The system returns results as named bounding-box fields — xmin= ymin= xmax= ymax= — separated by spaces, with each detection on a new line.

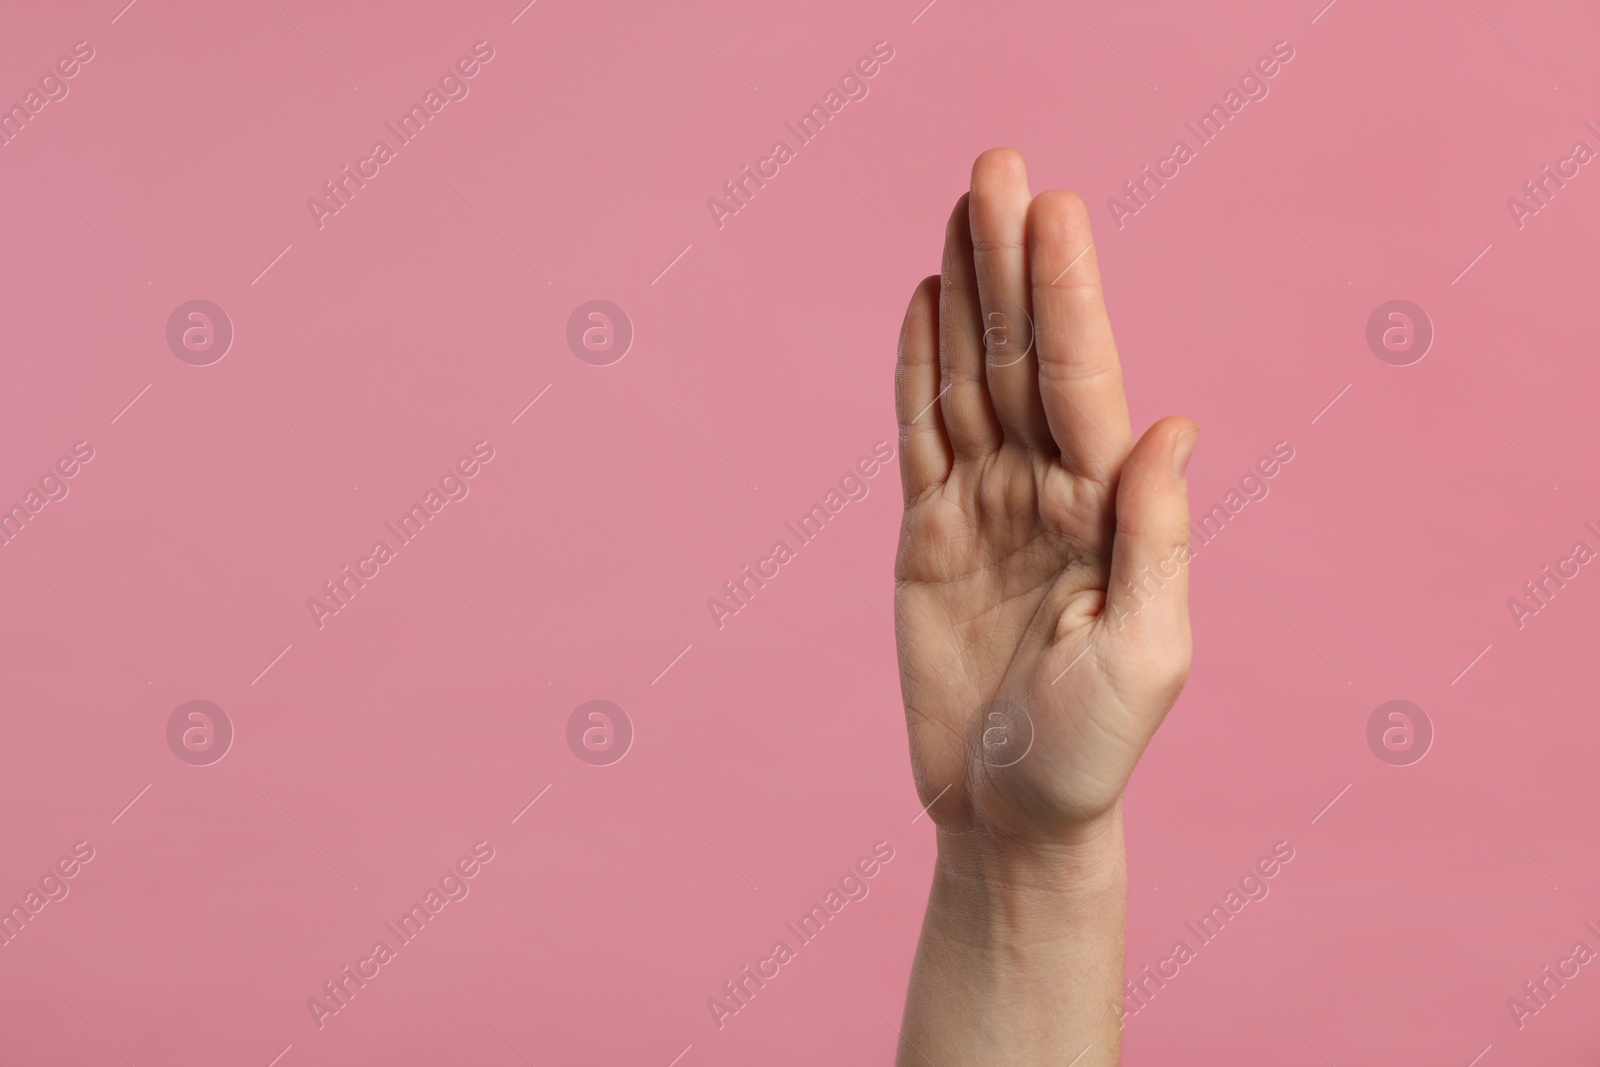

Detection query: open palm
xmin=893 ymin=149 xmax=1198 ymax=847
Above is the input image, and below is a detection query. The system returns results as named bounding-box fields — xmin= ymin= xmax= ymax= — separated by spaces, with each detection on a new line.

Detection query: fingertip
xmin=1118 ymin=417 xmax=1198 ymax=521
xmin=946 ymin=192 xmax=971 ymax=234
xmin=941 ymin=195 xmax=975 ymax=280
xmin=972 ymin=146 xmax=1029 ymax=185
xmin=896 ymin=271 xmax=953 ymax=498
xmin=1103 ymin=416 xmax=1199 ymax=652
xmin=970 ymin=150 xmax=1033 ymax=227
xmin=900 ymin=275 xmax=939 ymax=324
xmin=1170 ymin=421 xmax=1199 ymax=481
xmin=898 ymin=276 xmax=940 ymax=355
xmin=1029 ymin=188 xmax=1093 ymax=239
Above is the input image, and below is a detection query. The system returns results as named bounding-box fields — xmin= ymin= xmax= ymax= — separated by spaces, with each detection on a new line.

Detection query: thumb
xmin=1101 ymin=416 xmax=1198 ymax=666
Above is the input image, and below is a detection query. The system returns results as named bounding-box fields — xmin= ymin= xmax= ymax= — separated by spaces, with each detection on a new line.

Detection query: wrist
xmin=926 ymin=804 xmax=1127 ymax=955
xmin=900 ymin=804 xmax=1128 ymax=1065
xmin=936 ymin=802 xmax=1128 ymax=896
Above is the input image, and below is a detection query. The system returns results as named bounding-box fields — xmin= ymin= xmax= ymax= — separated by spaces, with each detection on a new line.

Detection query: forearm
xmin=897 ymin=811 xmax=1128 ymax=1066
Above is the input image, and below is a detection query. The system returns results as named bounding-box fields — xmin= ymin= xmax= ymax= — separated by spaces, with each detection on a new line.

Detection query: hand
xmin=893 ymin=148 xmax=1198 ymax=851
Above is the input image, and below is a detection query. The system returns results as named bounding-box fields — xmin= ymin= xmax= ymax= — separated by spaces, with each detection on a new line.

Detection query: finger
xmin=1101 ymin=417 xmax=1198 ymax=668
xmin=1028 ymin=189 xmax=1133 ymax=482
xmin=895 ymin=275 xmax=952 ymax=501
xmin=939 ymin=193 xmax=1002 ymax=460
xmin=969 ymin=148 xmax=1053 ymax=452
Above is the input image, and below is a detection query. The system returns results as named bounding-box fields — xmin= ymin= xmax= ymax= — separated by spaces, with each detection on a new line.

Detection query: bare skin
xmin=893 ymin=148 xmax=1198 ymax=1065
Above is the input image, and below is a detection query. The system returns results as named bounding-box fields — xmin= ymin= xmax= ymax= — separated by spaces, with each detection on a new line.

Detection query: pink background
xmin=2 ymin=0 xmax=1599 ymax=1063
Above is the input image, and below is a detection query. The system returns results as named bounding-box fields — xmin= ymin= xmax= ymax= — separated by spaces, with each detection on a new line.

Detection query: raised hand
xmin=894 ymin=148 xmax=1197 ymax=849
